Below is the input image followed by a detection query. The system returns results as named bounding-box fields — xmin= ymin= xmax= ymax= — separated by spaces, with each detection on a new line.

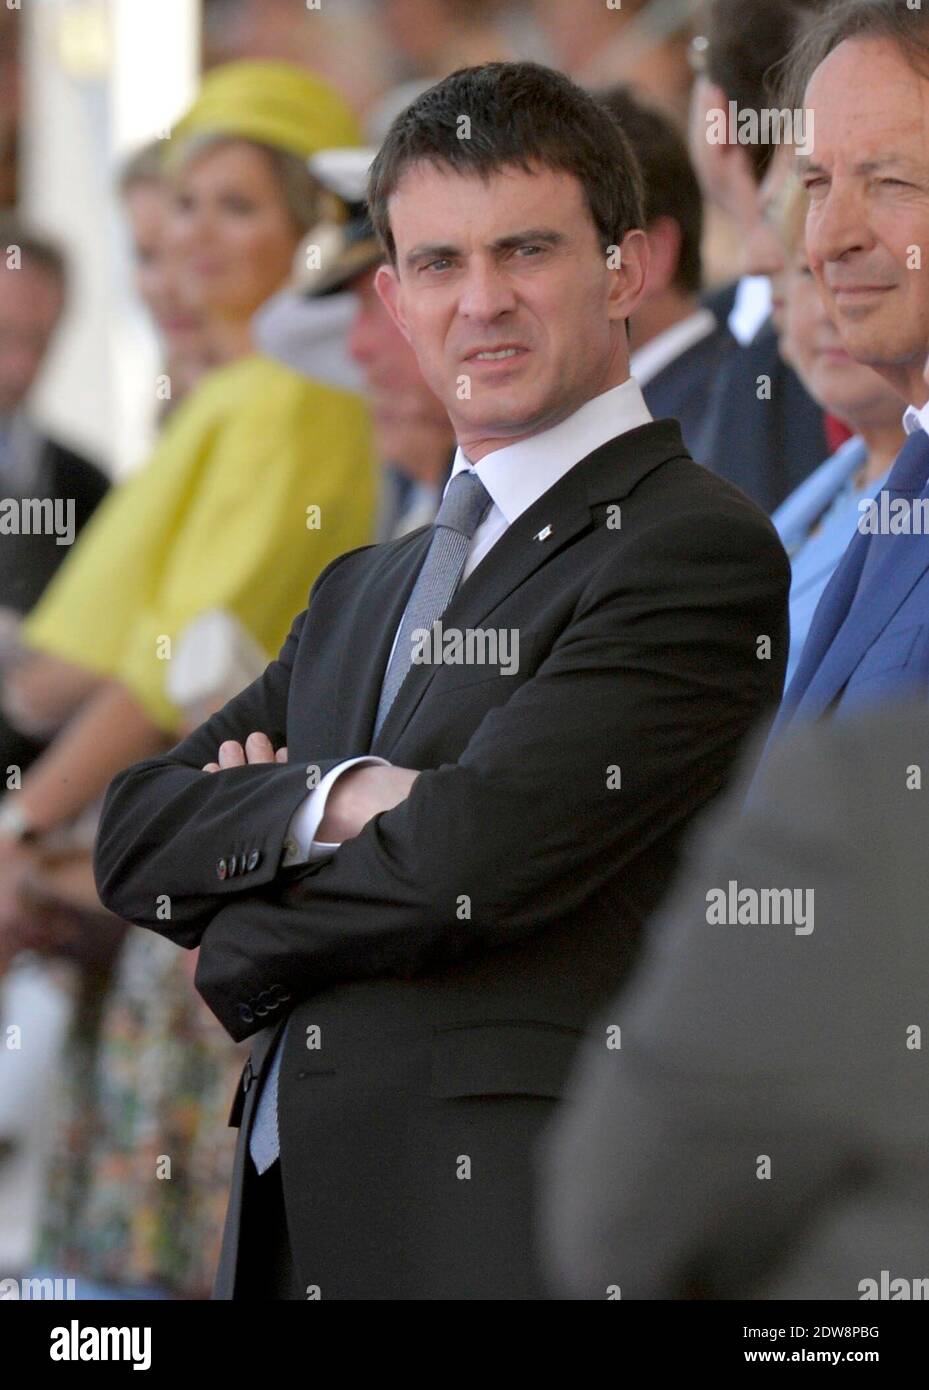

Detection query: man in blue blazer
xmin=769 ymin=1 xmax=929 ymax=739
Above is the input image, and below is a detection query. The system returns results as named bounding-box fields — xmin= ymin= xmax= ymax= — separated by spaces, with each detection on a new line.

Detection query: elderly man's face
xmin=802 ymin=37 xmax=929 ymax=404
xmin=375 ymin=160 xmax=647 ymax=461
xmin=347 ymin=267 xmax=452 ymax=482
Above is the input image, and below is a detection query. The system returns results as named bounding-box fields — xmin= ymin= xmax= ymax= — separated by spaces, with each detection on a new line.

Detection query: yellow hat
xmin=168 ymin=60 xmax=362 ymax=165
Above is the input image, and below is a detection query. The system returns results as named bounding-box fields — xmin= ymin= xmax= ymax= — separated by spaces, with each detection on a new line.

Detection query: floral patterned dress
xmin=37 ymin=926 xmax=246 ymax=1298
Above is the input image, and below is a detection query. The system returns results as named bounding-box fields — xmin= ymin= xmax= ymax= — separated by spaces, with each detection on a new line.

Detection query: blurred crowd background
xmin=1 ymin=0 xmax=714 ymax=480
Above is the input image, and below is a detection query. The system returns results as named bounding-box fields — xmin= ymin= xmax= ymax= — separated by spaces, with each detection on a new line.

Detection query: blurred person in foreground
xmin=95 ymin=61 xmax=789 ymax=1300
xmin=597 ymin=85 xmax=735 ymax=457
xmin=0 ymin=62 xmax=375 ymax=1300
xmin=769 ymin=180 xmax=904 ymax=685
xmin=770 ymin=0 xmax=929 ymax=739
xmin=687 ymin=0 xmax=833 ymax=512
xmin=538 ymin=700 xmax=929 ymax=1299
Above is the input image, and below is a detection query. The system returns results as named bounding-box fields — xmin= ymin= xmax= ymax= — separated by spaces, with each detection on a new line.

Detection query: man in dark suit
xmin=688 ymin=0 xmax=829 ymax=511
xmin=94 ymin=62 xmax=790 ymax=1300
xmin=769 ymin=1 xmax=929 ymax=738
xmin=0 ymin=217 xmax=108 ymax=775
xmin=538 ymin=703 xmax=929 ymax=1299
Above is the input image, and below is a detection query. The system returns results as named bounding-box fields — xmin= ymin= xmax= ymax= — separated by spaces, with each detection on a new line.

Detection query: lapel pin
xmin=534 ymin=524 xmax=553 ymax=542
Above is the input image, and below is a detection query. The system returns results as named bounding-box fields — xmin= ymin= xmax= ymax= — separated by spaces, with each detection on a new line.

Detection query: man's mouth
xmin=465 ymin=344 xmax=529 ymax=362
xmin=829 ymin=284 xmax=894 ymax=299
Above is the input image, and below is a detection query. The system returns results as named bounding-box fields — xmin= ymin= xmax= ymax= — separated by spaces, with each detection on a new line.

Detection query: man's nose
xmin=807 ymin=180 xmax=872 ymax=267
xmin=457 ymin=260 xmax=517 ymax=320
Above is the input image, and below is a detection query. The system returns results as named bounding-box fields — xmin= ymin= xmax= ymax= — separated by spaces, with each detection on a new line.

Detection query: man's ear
xmin=374 ymin=263 xmax=412 ymax=344
xmin=606 ymin=228 xmax=650 ymax=323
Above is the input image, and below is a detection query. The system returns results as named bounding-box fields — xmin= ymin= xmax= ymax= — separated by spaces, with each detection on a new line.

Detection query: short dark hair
xmin=598 ymin=85 xmax=703 ymax=298
xmin=780 ymin=0 xmax=929 ymax=113
xmin=368 ymin=61 xmax=645 ymax=267
xmin=0 ymin=213 xmax=67 ymax=292
xmin=703 ymin=0 xmax=821 ymax=181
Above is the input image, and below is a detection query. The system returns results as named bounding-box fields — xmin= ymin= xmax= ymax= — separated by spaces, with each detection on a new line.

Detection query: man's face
xmin=0 ymin=261 xmax=63 ymax=414
xmin=802 ymin=37 xmax=929 ymax=404
xmin=375 ymin=161 xmax=647 ymax=460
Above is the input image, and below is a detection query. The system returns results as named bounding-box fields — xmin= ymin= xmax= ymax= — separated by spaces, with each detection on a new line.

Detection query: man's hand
xmin=317 ymin=764 xmax=419 ymax=844
xmin=201 ymin=731 xmax=288 ymax=773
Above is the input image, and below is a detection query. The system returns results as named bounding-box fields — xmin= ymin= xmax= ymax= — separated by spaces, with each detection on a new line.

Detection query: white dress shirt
xmin=902 ymin=400 xmax=929 ymax=437
xmin=727 ymin=275 xmax=773 ymax=347
xmin=281 ymin=376 xmax=654 ymax=864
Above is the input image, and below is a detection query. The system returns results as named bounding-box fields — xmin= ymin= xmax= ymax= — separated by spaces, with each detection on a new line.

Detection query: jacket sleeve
xmin=193 ymin=505 xmax=791 ymax=1040
xmin=93 ymin=554 xmax=356 ymax=946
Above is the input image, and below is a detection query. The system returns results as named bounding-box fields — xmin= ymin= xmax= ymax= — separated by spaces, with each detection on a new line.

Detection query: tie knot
xmin=887 ymin=428 xmax=929 ymax=495
xmin=434 ymin=468 xmax=492 ymax=539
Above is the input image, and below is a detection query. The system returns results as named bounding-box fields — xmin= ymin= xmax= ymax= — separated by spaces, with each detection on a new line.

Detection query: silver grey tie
xmin=249 ymin=468 xmax=492 ymax=1174
xmin=372 ymin=468 xmax=492 ymax=738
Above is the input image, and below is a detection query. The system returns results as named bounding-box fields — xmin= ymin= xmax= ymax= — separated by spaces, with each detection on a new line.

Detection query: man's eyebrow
xmin=405 ymin=242 xmax=461 ymax=268
xmin=403 ymin=228 xmax=566 ymax=267
xmin=489 ymin=228 xmax=566 ymax=252
xmin=797 ymin=154 xmax=924 ymax=177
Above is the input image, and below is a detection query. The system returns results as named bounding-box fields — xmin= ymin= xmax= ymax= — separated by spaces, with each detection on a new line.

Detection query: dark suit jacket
xmin=538 ymin=705 xmax=929 ymax=1299
xmin=641 ymin=318 xmax=736 ymax=461
xmin=0 ymin=436 xmax=109 ymax=775
xmin=94 ymin=419 xmax=790 ymax=1300
xmin=695 ymin=289 xmax=829 ymax=514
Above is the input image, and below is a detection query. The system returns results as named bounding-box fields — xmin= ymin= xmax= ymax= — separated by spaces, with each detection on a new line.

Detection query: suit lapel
xmin=791 ymin=527 xmax=929 ymax=721
xmin=777 ymin=523 xmax=871 ymax=726
xmin=369 ymin=491 xmax=593 ymax=755
xmin=333 ymin=526 xmax=433 ymax=754
xmin=369 ymin=420 xmax=688 ymax=756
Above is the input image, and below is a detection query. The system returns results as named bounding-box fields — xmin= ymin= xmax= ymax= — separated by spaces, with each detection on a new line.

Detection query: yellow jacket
xmin=22 ymin=354 xmax=376 ymax=732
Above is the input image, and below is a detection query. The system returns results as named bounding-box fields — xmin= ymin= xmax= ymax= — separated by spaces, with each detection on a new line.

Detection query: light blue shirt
xmin=772 ymin=436 xmax=890 ymax=686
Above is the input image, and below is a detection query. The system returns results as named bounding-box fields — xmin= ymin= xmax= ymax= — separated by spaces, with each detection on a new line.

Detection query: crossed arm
xmin=94 ymin=506 xmax=789 ymax=1042
xmin=201 ymin=730 xmax=418 ymax=846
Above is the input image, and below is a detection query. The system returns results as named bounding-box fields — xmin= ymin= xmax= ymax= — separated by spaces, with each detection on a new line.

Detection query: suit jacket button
xmin=238 ymin=1003 xmax=254 ymax=1024
xmin=217 ymin=857 xmax=228 ymax=880
xmin=228 ymin=853 xmax=239 ymax=876
xmin=247 ymin=849 xmax=260 ymax=871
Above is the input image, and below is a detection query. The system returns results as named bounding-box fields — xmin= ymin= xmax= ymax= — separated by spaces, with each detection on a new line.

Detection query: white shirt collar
xmin=903 ymin=402 xmax=929 ymax=436
xmin=446 ymin=377 xmax=653 ymax=525
xmin=728 ymin=275 xmax=773 ymax=347
xmin=629 ymin=308 xmax=717 ymax=387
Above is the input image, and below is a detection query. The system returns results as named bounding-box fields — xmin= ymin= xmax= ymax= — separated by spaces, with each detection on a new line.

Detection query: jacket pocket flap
xmin=429 ymin=1020 xmax=583 ymax=1099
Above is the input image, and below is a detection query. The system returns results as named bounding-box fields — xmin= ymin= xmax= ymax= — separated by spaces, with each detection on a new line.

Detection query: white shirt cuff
xmin=280 ymin=756 xmax=390 ymax=866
